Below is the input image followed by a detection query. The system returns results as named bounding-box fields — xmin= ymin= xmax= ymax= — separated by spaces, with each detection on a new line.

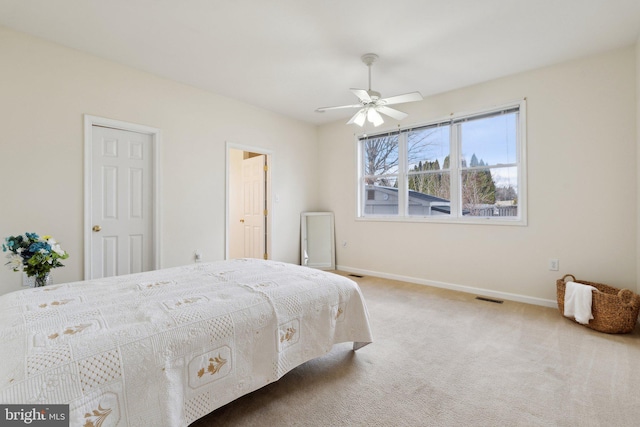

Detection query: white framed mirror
xmin=301 ymin=212 xmax=335 ymax=270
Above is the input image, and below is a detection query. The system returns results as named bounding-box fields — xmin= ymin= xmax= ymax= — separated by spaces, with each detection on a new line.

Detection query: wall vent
xmin=475 ymin=296 xmax=504 ymax=304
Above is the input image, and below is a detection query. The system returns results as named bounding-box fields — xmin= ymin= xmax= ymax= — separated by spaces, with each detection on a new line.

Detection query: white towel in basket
xmin=564 ymin=281 xmax=597 ymax=324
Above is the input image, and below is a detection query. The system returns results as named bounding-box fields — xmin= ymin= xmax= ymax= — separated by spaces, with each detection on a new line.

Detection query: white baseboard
xmin=337 ymin=265 xmax=558 ymax=309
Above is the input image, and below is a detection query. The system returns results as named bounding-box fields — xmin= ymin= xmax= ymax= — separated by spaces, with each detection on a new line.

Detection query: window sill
xmin=355 ymin=215 xmax=527 ymax=226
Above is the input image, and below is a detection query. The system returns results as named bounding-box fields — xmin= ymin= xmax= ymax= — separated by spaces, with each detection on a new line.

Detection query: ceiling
xmin=1 ymin=0 xmax=639 ymax=125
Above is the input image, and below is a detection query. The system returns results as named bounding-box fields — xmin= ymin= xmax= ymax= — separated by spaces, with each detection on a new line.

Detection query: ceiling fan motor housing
xmin=366 ymin=90 xmax=381 ymax=101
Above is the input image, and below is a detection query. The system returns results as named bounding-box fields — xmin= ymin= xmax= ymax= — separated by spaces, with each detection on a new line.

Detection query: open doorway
xmin=226 ymin=143 xmax=272 ymax=260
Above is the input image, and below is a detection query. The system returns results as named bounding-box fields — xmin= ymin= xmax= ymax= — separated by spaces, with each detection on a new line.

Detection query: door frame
xmin=225 ymin=142 xmax=272 ymax=260
xmin=83 ymin=115 xmax=162 ymax=279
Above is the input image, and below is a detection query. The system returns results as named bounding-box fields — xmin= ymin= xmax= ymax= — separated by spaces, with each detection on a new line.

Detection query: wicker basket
xmin=556 ymin=274 xmax=640 ymax=334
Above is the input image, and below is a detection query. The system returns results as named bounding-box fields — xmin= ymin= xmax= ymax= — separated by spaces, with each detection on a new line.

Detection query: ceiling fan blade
xmin=376 ymin=105 xmax=408 ymax=121
xmin=347 ymin=109 xmax=367 ymax=126
xmin=379 ymin=91 xmax=423 ymax=106
xmin=315 ymin=103 xmax=362 ymax=112
xmin=350 ymin=88 xmax=372 ymax=103
xmin=367 ymin=109 xmax=384 ymax=127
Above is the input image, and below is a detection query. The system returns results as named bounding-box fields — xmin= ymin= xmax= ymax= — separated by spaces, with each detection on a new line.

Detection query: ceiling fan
xmin=315 ymin=53 xmax=423 ymax=127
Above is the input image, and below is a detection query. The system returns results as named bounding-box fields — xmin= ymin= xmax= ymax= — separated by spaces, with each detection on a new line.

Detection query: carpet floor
xmin=190 ymin=272 xmax=640 ymax=426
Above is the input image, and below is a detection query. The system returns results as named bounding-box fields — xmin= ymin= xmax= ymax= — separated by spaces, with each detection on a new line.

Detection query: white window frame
xmin=356 ymin=100 xmax=527 ymax=226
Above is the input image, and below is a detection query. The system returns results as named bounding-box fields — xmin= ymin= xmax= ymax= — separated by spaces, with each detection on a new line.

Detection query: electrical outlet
xmin=549 ymin=258 xmax=559 ymax=271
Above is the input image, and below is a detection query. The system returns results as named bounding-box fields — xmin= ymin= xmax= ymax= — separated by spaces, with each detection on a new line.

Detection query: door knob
xmin=240 ymin=219 xmax=245 ymax=223
xmin=92 ymin=225 xmax=102 ymax=232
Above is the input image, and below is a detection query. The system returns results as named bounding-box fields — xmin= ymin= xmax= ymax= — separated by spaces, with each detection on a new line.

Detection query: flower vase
xmin=25 ymin=273 xmax=51 ymax=288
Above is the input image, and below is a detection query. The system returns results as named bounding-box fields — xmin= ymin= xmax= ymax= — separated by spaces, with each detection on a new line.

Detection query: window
xmin=358 ymin=101 xmax=526 ymax=224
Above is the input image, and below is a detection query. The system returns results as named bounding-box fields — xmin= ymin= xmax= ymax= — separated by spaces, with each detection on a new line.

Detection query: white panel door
xmin=91 ymin=126 xmax=153 ymax=278
xmin=242 ymin=155 xmax=266 ymax=259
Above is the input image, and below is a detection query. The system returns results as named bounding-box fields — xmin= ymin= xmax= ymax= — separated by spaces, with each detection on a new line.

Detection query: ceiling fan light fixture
xmin=347 ymin=109 xmax=367 ymax=126
xmin=353 ymin=110 xmax=367 ymax=127
xmin=367 ymin=108 xmax=384 ymax=127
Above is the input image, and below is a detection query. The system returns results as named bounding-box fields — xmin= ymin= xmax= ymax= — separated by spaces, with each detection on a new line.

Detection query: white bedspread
xmin=0 ymin=259 xmax=372 ymax=426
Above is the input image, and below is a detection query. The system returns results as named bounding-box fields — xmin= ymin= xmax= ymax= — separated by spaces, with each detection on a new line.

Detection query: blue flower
xmin=28 ymin=242 xmax=50 ymax=254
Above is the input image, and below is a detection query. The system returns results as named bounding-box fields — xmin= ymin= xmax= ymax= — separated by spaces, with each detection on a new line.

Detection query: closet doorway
xmin=83 ymin=115 xmax=161 ymax=280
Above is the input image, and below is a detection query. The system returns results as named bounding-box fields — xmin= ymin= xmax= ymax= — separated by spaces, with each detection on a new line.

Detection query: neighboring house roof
xmin=366 ymin=186 xmax=452 ymax=215
xmin=406 ymin=189 xmax=451 ymax=214
xmin=367 ymin=186 xmax=497 ymax=216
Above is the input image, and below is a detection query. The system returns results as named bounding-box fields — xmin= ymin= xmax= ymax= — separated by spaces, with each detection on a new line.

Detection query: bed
xmin=0 ymin=258 xmax=372 ymax=426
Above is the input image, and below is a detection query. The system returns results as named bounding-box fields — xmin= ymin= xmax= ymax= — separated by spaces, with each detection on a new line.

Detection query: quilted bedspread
xmin=0 ymin=259 xmax=372 ymax=426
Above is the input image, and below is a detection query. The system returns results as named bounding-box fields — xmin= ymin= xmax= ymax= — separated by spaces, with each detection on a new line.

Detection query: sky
xmin=410 ymin=112 xmax=517 ymax=168
xmin=364 ymin=111 xmax=520 ymax=195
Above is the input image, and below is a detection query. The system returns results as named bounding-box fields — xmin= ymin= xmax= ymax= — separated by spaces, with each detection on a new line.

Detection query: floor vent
xmin=475 ymin=296 xmax=504 ymax=304
xmin=349 ymin=274 xmax=364 ymax=278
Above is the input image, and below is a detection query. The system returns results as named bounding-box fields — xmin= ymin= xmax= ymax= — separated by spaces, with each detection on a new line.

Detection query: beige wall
xmin=637 ymin=36 xmax=640 ymax=295
xmin=0 ymin=27 xmax=319 ymax=294
xmin=318 ymin=46 xmax=638 ymax=304
xmin=1 ymin=26 xmax=637 ymax=304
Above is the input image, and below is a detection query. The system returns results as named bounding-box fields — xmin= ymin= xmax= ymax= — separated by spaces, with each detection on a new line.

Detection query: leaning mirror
xmin=301 ymin=212 xmax=335 ymax=270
